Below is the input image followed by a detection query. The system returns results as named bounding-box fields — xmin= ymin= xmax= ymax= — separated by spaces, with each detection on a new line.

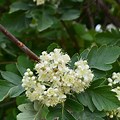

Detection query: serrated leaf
xmin=17 ymin=103 xmax=38 ymax=120
xmin=0 ymin=80 xmax=14 ymax=101
xmin=87 ymin=45 xmax=120 ymax=71
xmin=17 ymin=112 xmax=37 ymax=120
xmin=77 ymin=92 xmax=95 ymax=112
xmin=17 ymin=103 xmax=48 ymax=120
xmin=18 ymin=103 xmax=35 ymax=112
xmin=1 ymin=71 xmax=22 ymax=85
xmin=90 ymin=86 xmax=120 ymax=111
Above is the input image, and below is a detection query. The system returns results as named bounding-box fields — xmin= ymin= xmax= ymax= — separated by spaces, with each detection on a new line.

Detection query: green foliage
xmin=87 ymin=45 xmax=120 ymax=71
xmin=0 ymin=80 xmax=14 ymax=101
xmin=0 ymin=0 xmax=120 ymax=119
xmin=77 ymin=79 xmax=120 ymax=112
xmin=0 ymin=56 xmax=34 ymax=102
xmin=90 ymin=86 xmax=120 ymax=111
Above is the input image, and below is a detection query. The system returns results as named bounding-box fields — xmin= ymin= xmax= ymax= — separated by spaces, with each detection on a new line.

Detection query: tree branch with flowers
xmin=0 ymin=0 xmax=120 ymax=120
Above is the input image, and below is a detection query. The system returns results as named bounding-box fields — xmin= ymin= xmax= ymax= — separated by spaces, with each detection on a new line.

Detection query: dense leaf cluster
xmin=0 ymin=0 xmax=120 ymax=120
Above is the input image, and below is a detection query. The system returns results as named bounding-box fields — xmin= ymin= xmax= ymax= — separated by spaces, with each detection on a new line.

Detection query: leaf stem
xmin=0 ymin=24 xmax=40 ymax=62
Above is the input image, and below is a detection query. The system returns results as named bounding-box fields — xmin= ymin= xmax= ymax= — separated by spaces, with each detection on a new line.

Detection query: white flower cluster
xmin=33 ymin=0 xmax=45 ymax=5
xmin=22 ymin=48 xmax=94 ymax=107
xmin=107 ymin=72 xmax=120 ymax=118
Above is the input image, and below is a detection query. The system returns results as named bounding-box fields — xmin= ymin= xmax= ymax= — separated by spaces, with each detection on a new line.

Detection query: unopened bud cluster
xmin=22 ymin=48 xmax=94 ymax=107
xmin=107 ymin=72 xmax=120 ymax=118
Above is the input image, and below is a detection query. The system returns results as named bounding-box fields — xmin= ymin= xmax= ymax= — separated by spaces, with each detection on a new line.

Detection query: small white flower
xmin=107 ymin=72 xmax=120 ymax=118
xmin=106 ymin=24 xmax=116 ymax=32
xmin=95 ymin=24 xmax=103 ymax=32
xmin=22 ymin=48 xmax=94 ymax=107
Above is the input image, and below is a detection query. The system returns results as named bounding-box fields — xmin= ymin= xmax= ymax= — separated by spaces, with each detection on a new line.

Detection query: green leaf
xmin=64 ymin=109 xmax=77 ymax=120
xmin=90 ymin=79 xmax=106 ymax=88
xmin=1 ymin=71 xmax=22 ymax=85
xmin=1 ymin=12 xmax=30 ymax=32
xmin=69 ymin=53 xmax=79 ymax=69
xmin=17 ymin=103 xmax=48 ymax=120
xmin=92 ymin=69 xmax=106 ymax=80
xmin=16 ymin=95 xmax=27 ymax=105
xmin=95 ymin=31 xmax=120 ymax=46
xmin=80 ymin=49 xmax=89 ymax=60
xmin=46 ymin=107 xmax=62 ymax=120
xmin=79 ymin=109 xmax=105 ymax=120
xmin=65 ymin=99 xmax=84 ymax=112
xmin=73 ymin=23 xmax=93 ymax=41
xmin=0 ymin=80 xmax=14 ymax=101
xmin=9 ymin=1 xmax=30 ymax=13
xmin=87 ymin=45 xmax=120 ymax=71
xmin=17 ymin=56 xmax=34 ymax=69
xmin=37 ymin=12 xmax=53 ymax=32
xmin=77 ymin=92 xmax=95 ymax=112
xmin=61 ymin=9 xmax=80 ymax=21
xmin=16 ymin=64 xmax=26 ymax=76
xmin=90 ymin=86 xmax=120 ymax=111
xmin=47 ymin=98 xmax=83 ymax=120
xmin=18 ymin=103 xmax=35 ymax=112
xmin=17 ymin=103 xmax=38 ymax=120
xmin=5 ymin=63 xmax=19 ymax=75
xmin=47 ymin=43 xmax=59 ymax=53
xmin=9 ymin=85 xmax=25 ymax=98
xmin=47 ymin=105 xmax=79 ymax=120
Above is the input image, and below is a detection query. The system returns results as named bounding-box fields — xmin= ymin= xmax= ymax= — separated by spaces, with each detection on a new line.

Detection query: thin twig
xmin=0 ymin=24 xmax=40 ymax=62
xmin=96 ymin=0 xmax=120 ymax=27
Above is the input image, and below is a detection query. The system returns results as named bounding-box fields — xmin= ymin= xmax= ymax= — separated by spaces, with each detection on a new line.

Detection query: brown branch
xmin=0 ymin=24 xmax=40 ymax=62
xmin=96 ymin=0 xmax=120 ymax=27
